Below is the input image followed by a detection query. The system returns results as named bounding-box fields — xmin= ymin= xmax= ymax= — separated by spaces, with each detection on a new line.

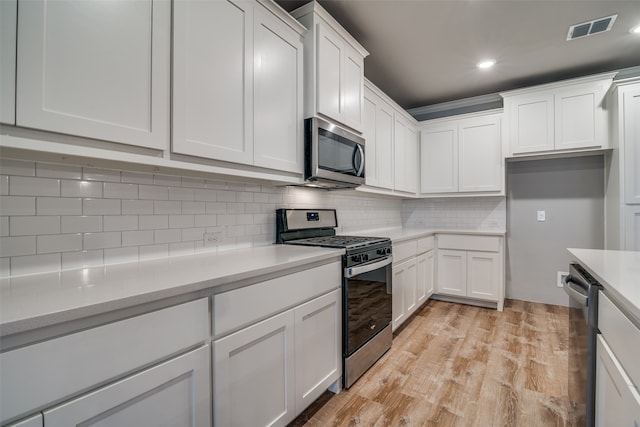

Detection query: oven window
xmin=345 ymin=266 xmax=392 ymax=355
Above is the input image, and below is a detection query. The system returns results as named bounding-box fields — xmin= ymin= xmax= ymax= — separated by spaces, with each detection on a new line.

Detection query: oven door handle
xmin=345 ymin=256 xmax=392 ymax=278
xmin=563 ymin=275 xmax=588 ymax=307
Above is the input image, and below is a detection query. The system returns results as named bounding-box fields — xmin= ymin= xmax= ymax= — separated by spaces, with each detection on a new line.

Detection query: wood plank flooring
xmin=290 ymin=299 xmax=571 ymax=427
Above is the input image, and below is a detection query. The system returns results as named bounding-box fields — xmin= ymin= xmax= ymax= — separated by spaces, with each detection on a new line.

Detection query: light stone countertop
xmin=0 ymin=245 xmax=344 ymax=337
xmin=345 ymin=227 xmax=506 ymax=243
xmin=0 ymin=227 xmax=507 ymax=339
xmin=568 ymin=248 xmax=640 ymax=326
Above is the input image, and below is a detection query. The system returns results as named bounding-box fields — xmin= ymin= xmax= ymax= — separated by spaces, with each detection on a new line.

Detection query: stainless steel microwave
xmin=304 ymin=117 xmax=365 ymax=189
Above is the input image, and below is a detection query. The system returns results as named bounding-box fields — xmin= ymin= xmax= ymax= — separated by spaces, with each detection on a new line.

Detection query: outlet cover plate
xmin=557 ymin=271 xmax=569 ymax=287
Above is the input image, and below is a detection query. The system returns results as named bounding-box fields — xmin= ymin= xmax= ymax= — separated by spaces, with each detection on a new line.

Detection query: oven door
xmin=343 ymin=256 xmax=392 ymax=356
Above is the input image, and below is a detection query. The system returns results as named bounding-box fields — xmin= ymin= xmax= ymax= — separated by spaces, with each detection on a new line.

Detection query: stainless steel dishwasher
xmin=564 ymin=263 xmax=602 ymax=427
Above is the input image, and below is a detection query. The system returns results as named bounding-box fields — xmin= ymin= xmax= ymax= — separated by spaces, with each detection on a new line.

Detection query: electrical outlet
xmin=204 ymin=232 xmax=221 ymax=247
xmin=557 ymin=271 xmax=569 ymax=287
xmin=537 ymin=210 xmax=546 ymax=222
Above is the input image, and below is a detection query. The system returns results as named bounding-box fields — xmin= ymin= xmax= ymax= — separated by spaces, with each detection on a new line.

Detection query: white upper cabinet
xmin=420 ymin=111 xmax=502 ymax=195
xmin=291 ymin=1 xmax=368 ymax=133
xmin=173 ymin=0 xmax=304 ymax=172
xmin=172 ymin=0 xmax=253 ymax=164
xmin=507 ymin=93 xmax=554 ymax=154
xmin=502 ymin=73 xmax=615 ymax=156
xmin=624 ymin=86 xmax=640 ymax=205
xmin=363 ymin=84 xmax=395 ymax=189
xmin=458 ymin=115 xmax=502 ymax=192
xmin=394 ymin=115 xmax=418 ymax=194
xmin=0 ymin=0 xmax=16 ymax=125
xmin=16 ymin=0 xmax=170 ymax=150
xmin=252 ymin=6 xmax=303 ymax=173
xmin=420 ymin=122 xmax=458 ymax=193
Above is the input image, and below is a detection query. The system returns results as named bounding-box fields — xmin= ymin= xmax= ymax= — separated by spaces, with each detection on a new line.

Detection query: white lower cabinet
xmin=595 ymin=335 xmax=640 ymax=427
xmin=437 ymin=249 xmax=467 ymax=297
xmin=392 ymin=257 xmax=416 ymax=331
xmin=392 ymin=237 xmax=434 ymax=331
xmin=294 ymin=290 xmax=341 ymax=413
xmin=214 ymin=310 xmax=296 ymax=427
xmin=435 ymin=234 xmax=504 ymax=311
xmin=44 ymin=346 xmax=210 ymax=427
xmin=213 ymin=287 xmax=341 ymax=426
xmin=0 ymin=299 xmax=209 ymax=425
xmin=416 ymin=250 xmax=434 ymax=306
xmin=467 ymin=251 xmax=501 ymax=301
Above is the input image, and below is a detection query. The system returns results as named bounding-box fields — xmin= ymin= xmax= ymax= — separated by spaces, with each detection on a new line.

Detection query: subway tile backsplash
xmin=0 ymin=159 xmax=506 ymax=277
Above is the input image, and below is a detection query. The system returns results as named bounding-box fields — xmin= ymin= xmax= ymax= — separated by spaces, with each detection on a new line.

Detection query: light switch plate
xmin=537 ymin=210 xmax=546 ymax=221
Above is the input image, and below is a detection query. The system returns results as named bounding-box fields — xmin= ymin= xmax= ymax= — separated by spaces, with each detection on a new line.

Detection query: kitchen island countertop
xmin=568 ymin=248 xmax=640 ymax=327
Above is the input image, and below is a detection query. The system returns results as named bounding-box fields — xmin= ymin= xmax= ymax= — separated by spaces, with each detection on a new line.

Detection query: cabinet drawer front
xmin=437 ymin=234 xmax=501 ymax=252
xmin=213 ymin=261 xmax=341 ymax=336
xmin=0 ymin=298 xmax=208 ymax=425
xmin=598 ymin=292 xmax=640 ymax=389
xmin=417 ymin=236 xmax=434 ymax=253
xmin=393 ymin=240 xmax=417 ymax=262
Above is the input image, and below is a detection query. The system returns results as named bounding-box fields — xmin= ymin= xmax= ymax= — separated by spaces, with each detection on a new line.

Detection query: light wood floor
xmin=291 ymin=299 xmax=571 ymax=427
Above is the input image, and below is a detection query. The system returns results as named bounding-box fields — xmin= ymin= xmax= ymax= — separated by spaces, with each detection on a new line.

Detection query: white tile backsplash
xmin=61 ymin=216 xmax=103 ymax=233
xmin=10 ymin=176 xmax=60 ymax=196
xmin=37 ymin=233 xmax=82 ymax=254
xmin=0 ymin=236 xmax=36 ymax=257
xmin=0 ymin=159 xmax=35 ymax=176
xmin=2 ymin=196 xmax=36 ymax=215
xmin=1 ymin=159 xmax=506 ymax=276
xmin=37 ymin=197 xmax=81 ymax=215
xmin=36 ymin=163 xmax=82 ymax=180
xmin=83 ymin=198 xmax=121 ymax=215
xmin=1 ymin=175 xmax=8 ymax=195
xmin=103 ymin=182 xmax=138 ymax=199
xmin=403 ymin=196 xmax=506 ymax=230
xmin=61 ymin=180 xmax=103 ymax=198
xmin=11 ymin=216 xmax=61 ymax=236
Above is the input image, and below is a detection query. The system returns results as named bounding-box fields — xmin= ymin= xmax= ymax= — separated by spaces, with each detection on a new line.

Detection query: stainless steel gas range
xmin=276 ymin=209 xmax=392 ymax=389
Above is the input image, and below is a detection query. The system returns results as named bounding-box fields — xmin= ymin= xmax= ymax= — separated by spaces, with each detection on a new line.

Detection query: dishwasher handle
xmin=563 ymin=275 xmax=588 ymax=307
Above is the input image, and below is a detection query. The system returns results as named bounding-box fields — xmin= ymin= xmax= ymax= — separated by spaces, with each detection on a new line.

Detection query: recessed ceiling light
xmin=477 ymin=59 xmax=496 ymax=69
xmin=632 ymin=24 xmax=640 ymax=34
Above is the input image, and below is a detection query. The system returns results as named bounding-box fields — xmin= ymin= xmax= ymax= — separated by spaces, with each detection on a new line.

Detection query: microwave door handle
xmin=352 ymin=145 xmax=365 ymax=177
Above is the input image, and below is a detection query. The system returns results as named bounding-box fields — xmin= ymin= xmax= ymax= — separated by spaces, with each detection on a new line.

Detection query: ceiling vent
xmin=567 ymin=15 xmax=617 ymax=40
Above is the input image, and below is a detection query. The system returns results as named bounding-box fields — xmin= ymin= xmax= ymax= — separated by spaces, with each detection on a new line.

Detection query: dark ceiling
xmin=275 ymin=0 xmax=640 ymax=110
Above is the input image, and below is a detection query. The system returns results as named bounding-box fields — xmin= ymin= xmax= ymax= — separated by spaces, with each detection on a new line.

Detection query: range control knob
xmin=362 ymin=254 xmax=369 ymax=261
xmin=351 ymin=255 xmax=361 ymax=263
xmin=386 ymin=248 xmax=392 ymax=254
xmin=376 ymin=248 xmax=386 ymax=255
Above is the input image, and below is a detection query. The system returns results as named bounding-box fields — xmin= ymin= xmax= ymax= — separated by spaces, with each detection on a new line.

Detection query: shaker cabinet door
xmin=420 ymin=124 xmax=458 ymax=193
xmin=624 ymin=87 xmax=640 ymax=205
xmin=213 ymin=310 xmax=295 ymax=427
xmin=437 ymin=249 xmax=467 ymax=297
xmin=43 ymin=346 xmax=210 ymax=427
xmin=16 ymin=0 xmax=169 ymax=149
xmin=467 ymin=251 xmax=500 ymax=301
xmin=294 ymin=290 xmax=341 ymax=413
xmin=0 ymin=0 xmax=16 ymax=125
xmin=172 ymin=0 xmax=253 ymax=164
xmin=342 ymin=44 xmax=364 ymax=131
xmin=509 ymin=93 xmax=554 ymax=154
xmin=316 ymin=23 xmax=343 ymax=122
xmin=458 ymin=116 xmax=502 ymax=192
xmin=253 ymin=6 xmax=303 ymax=173
xmin=554 ymin=83 xmax=604 ymax=151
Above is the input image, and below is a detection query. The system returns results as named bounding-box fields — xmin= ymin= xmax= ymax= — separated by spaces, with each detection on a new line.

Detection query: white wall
xmin=0 ymin=159 xmax=402 ymax=276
